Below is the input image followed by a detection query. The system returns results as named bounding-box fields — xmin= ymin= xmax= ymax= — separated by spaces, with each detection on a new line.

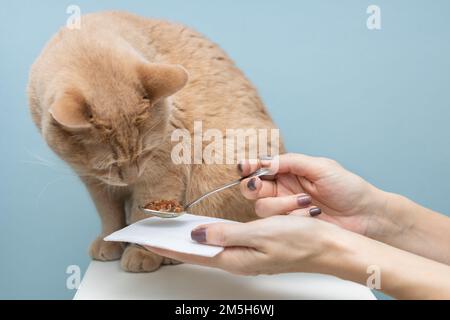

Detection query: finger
xmin=239 ymin=176 xmax=277 ymax=199
xmin=237 ymin=159 xmax=263 ymax=177
xmin=191 ymin=221 xmax=261 ymax=248
xmin=240 ymin=177 xmax=277 ymax=199
xmin=146 ymin=246 xmax=261 ymax=275
xmin=260 ymin=153 xmax=335 ymax=181
xmin=254 ymin=193 xmax=312 ymax=217
xmin=239 ymin=153 xmax=333 ymax=199
xmin=237 ymin=156 xmax=279 ymax=176
xmin=144 ymin=246 xmax=214 ymax=266
xmin=290 ymin=206 xmax=323 ymax=217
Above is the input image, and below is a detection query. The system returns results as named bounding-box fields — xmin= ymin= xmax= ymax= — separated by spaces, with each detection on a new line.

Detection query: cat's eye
xmin=142 ymin=95 xmax=150 ymax=101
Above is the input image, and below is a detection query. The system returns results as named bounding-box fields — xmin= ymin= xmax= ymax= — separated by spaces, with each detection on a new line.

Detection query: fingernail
xmin=191 ymin=227 xmax=206 ymax=243
xmin=237 ymin=162 xmax=243 ymax=174
xmin=309 ymin=207 xmax=322 ymax=217
xmin=260 ymin=156 xmax=274 ymax=168
xmin=247 ymin=178 xmax=257 ymax=191
xmin=297 ymin=195 xmax=312 ymax=207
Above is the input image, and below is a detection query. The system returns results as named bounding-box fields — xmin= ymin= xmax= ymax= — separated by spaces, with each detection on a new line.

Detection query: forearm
xmin=369 ymin=190 xmax=450 ymax=265
xmin=322 ymin=228 xmax=450 ymax=299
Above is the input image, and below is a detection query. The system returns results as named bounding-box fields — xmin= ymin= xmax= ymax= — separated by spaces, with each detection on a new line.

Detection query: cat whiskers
xmin=143 ymin=116 xmax=165 ymax=136
xmin=23 ymin=149 xmax=95 ymax=180
xmin=23 ymin=151 xmax=81 ymax=206
xmin=35 ymin=176 xmax=67 ymax=208
xmin=94 ymin=152 xmax=115 ymax=171
xmin=22 ymin=149 xmax=78 ymax=177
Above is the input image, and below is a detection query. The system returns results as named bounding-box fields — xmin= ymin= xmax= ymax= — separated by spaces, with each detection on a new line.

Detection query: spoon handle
xmin=185 ymin=168 xmax=271 ymax=210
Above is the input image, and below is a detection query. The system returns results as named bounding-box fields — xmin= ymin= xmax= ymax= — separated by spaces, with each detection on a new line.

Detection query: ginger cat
xmin=28 ymin=11 xmax=284 ymax=272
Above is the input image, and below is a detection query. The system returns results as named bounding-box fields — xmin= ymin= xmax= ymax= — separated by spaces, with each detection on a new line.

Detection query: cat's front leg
xmin=120 ymin=181 xmax=185 ymax=272
xmin=82 ymin=177 xmax=127 ymax=261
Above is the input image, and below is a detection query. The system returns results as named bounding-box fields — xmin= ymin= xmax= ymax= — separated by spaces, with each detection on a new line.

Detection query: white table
xmin=74 ymin=261 xmax=376 ymax=300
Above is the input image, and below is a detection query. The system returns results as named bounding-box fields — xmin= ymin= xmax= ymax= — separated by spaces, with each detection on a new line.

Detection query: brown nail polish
xmin=237 ymin=162 xmax=243 ymax=174
xmin=297 ymin=195 xmax=311 ymax=207
xmin=247 ymin=178 xmax=257 ymax=191
xmin=191 ymin=228 xmax=206 ymax=243
xmin=309 ymin=207 xmax=322 ymax=217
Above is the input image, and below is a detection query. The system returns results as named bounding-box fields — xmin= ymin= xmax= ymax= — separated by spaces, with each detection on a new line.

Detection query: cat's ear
xmin=49 ymin=91 xmax=92 ymax=130
xmin=137 ymin=63 xmax=188 ymax=102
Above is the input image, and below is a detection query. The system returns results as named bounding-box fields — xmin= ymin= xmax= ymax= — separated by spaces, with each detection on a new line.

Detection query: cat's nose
xmin=120 ymin=163 xmax=140 ymax=184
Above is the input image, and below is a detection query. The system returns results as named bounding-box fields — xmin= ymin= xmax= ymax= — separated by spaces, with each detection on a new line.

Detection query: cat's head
xmin=46 ymin=62 xmax=188 ymax=186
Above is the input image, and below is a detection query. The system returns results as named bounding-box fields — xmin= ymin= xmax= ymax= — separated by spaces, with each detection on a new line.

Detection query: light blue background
xmin=1 ymin=0 xmax=449 ymax=299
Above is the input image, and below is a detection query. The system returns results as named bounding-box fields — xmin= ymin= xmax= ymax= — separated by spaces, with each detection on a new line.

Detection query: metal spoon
xmin=139 ymin=167 xmax=271 ymax=219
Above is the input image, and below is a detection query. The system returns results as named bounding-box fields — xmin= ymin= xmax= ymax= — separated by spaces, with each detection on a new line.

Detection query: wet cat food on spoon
xmin=144 ymin=199 xmax=183 ymax=213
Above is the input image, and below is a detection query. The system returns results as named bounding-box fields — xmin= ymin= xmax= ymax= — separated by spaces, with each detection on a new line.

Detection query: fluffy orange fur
xmin=28 ymin=11 xmax=284 ymax=272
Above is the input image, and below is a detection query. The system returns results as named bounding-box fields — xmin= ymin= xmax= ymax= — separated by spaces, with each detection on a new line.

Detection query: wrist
xmin=363 ymin=186 xmax=390 ymax=239
xmin=311 ymin=223 xmax=360 ymax=278
xmin=364 ymin=188 xmax=414 ymax=243
xmin=319 ymin=225 xmax=386 ymax=286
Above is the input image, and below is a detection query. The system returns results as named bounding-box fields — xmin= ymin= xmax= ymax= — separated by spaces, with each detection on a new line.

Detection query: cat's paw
xmin=120 ymin=245 xmax=164 ymax=272
xmin=89 ymin=236 xmax=124 ymax=261
xmin=162 ymin=257 xmax=182 ymax=265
